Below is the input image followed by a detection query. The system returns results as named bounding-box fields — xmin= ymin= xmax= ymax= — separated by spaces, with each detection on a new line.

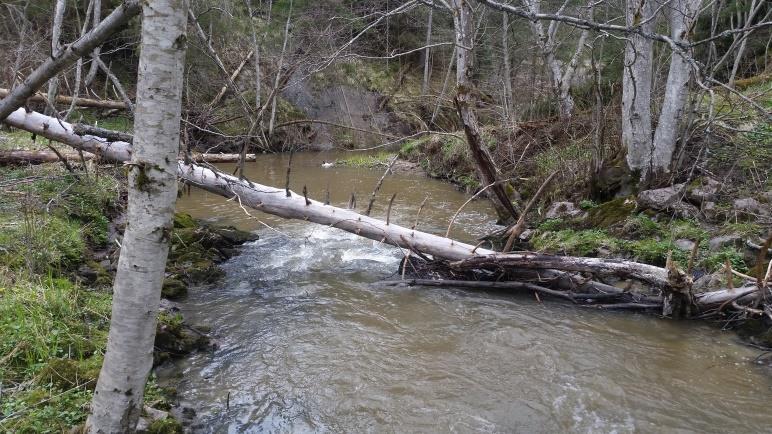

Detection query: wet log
xmin=451 ymin=253 xmax=670 ymax=288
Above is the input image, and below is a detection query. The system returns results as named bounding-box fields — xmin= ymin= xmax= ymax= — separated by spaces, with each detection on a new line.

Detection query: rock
xmin=702 ymin=201 xmax=720 ymax=220
xmin=761 ymin=191 xmax=772 ymax=203
xmin=162 ymin=278 xmax=187 ymax=299
xmin=733 ymin=197 xmax=770 ymax=218
xmin=686 ymin=178 xmax=721 ymax=203
xmin=708 ymin=234 xmax=743 ymax=251
xmin=545 ymin=202 xmax=585 ymax=219
xmin=637 ymin=183 xmax=685 ymax=210
xmin=585 ymin=197 xmax=637 ymax=227
xmin=670 ymin=201 xmax=699 ymax=219
xmin=519 ymin=228 xmax=535 ymax=241
xmin=674 ymin=239 xmax=696 ymax=251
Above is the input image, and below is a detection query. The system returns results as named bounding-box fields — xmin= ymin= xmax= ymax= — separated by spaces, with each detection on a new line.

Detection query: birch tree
xmin=521 ymin=0 xmax=591 ymax=120
xmin=621 ymin=0 xmax=657 ymax=178
xmin=85 ymin=0 xmax=187 ymax=431
xmin=651 ymin=0 xmax=703 ymax=174
xmin=45 ymin=0 xmax=66 ymax=115
xmin=84 ymin=0 xmax=102 ymax=86
xmin=421 ymin=2 xmax=434 ymax=96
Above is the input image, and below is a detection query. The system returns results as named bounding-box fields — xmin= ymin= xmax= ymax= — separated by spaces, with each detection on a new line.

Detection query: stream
xmin=167 ymin=152 xmax=772 ymax=433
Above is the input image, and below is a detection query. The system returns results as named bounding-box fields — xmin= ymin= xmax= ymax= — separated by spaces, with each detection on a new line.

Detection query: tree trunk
xmin=0 ymin=0 xmax=140 ymax=121
xmin=622 ymin=0 xmax=657 ymax=179
xmin=651 ymin=0 xmax=702 ymax=176
xmin=451 ymin=0 xmax=518 ymax=223
xmin=84 ymin=0 xmax=102 ymax=86
xmin=45 ymin=0 xmax=67 ymax=116
xmin=421 ymin=3 xmax=433 ymax=96
xmin=85 ymin=0 xmax=187 ymax=431
xmin=501 ymin=12 xmax=514 ymax=120
xmin=267 ymin=0 xmax=293 ymax=138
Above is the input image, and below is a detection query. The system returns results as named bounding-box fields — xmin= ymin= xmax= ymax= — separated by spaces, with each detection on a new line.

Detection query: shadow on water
xmin=167 ymin=152 xmax=772 ymax=433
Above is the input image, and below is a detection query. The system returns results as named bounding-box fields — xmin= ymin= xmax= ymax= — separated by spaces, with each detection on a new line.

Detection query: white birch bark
xmin=502 ymin=12 xmax=514 ymax=120
xmin=522 ymin=0 xmax=589 ymax=120
xmin=651 ymin=0 xmax=703 ymax=175
xmin=84 ymin=0 xmax=102 ymax=86
xmin=421 ymin=3 xmax=434 ymax=96
xmin=85 ymin=0 xmax=187 ymax=431
xmin=622 ymin=0 xmax=657 ymax=177
xmin=268 ymin=0 xmax=292 ymax=137
xmin=45 ymin=0 xmax=67 ymax=115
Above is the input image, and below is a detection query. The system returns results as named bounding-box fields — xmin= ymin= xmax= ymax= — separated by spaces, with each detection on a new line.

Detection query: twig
xmin=364 ymin=155 xmax=398 ymax=216
xmin=386 ymin=193 xmax=397 ymax=225
xmin=502 ymin=170 xmax=557 ymax=252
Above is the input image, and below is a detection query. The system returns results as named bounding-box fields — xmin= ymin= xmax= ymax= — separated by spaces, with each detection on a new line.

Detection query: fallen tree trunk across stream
xmin=2 ymin=108 xmax=767 ymax=318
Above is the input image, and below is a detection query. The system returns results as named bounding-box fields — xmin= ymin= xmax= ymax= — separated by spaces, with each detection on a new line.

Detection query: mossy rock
xmin=36 ymin=358 xmax=100 ymax=390
xmin=147 ymin=418 xmax=184 ymax=434
xmin=161 ymin=278 xmax=187 ymax=299
xmin=173 ymin=212 xmax=197 ymax=229
xmin=208 ymin=226 xmax=258 ymax=245
xmin=585 ymin=197 xmax=637 ymax=228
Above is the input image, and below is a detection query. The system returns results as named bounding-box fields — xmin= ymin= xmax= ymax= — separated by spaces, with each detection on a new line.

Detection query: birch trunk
xmin=267 ymin=0 xmax=293 ymax=138
xmin=501 ymin=12 xmax=514 ymax=120
xmin=84 ymin=0 xmax=102 ymax=86
xmin=651 ymin=0 xmax=702 ymax=175
xmin=622 ymin=0 xmax=656 ymax=178
xmin=421 ymin=3 xmax=433 ymax=96
xmin=85 ymin=0 xmax=187 ymax=430
xmin=45 ymin=0 xmax=67 ymax=116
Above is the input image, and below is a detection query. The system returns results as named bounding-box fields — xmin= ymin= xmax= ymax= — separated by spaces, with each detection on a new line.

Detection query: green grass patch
xmin=335 ymin=152 xmax=395 ymax=168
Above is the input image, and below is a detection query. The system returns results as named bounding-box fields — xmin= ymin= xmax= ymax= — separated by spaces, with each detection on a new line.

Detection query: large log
xmin=0 ymin=0 xmax=141 ymax=120
xmin=3 ymin=108 xmax=494 ymax=261
xmin=0 ymin=89 xmax=127 ymax=110
xmin=451 ymin=253 xmax=670 ymax=287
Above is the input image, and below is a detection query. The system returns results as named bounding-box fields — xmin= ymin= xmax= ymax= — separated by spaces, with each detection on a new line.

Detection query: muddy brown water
xmin=168 ymin=152 xmax=772 ymax=433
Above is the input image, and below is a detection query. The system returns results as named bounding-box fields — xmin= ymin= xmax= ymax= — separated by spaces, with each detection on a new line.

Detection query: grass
xmin=0 ymin=164 xmax=180 ymax=431
xmin=335 ymin=151 xmax=395 ymax=168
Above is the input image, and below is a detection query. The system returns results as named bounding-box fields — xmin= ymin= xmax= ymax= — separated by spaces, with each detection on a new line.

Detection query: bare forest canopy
xmin=1 ymin=0 xmax=769 ymax=175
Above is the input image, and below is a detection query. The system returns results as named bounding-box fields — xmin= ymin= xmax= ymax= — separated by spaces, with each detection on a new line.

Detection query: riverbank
xmin=0 ymin=163 xmax=256 ymax=432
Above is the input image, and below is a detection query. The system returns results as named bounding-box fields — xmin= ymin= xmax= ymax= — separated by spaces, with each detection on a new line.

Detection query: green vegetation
xmin=335 ymin=151 xmax=395 ymax=168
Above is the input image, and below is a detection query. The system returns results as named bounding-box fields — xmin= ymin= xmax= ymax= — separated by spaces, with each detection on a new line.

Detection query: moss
xmin=701 ymin=247 xmax=748 ymax=273
xmin=585 ymin=197 xmax=637 ymax=228
xmin=668 ymin=219 xmax=709 ymax=241
xmin=36 ymin=357 xmax=100 ymax=390
xmin=162 ymin=278 xmax=187 ymax=299
xmin=531 ymin=229 xmax=621 ymax=256
xmin=625 ymin=239 xmax=688 ymax=267
xmin=619 ymin=214 xmax=662 ymax=239
xmin=173 ymin=212 xmax=197 ymax=229
xmin=147 ymin=418 xmax=184 ymax=434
